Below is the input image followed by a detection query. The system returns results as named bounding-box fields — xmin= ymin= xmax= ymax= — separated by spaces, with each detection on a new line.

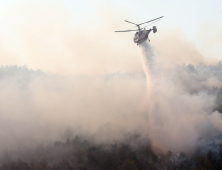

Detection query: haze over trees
xmin=1 ymin=135 xmax=222 ymax=170
xmin=1 ymin=63 xmax=222 ymax=169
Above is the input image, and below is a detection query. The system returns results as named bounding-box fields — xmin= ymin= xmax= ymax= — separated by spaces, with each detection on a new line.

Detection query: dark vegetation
xmin=1 ymin=136 xmax=222 ymax=170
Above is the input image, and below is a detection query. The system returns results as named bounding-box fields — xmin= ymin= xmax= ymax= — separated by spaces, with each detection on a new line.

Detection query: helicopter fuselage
xmin=133 ymin=29 xmax=151 ymax=44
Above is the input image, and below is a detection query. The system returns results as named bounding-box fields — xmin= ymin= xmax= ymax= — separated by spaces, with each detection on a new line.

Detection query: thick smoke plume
xmin=140 ymin=41 xmax=222 ymax=153
xmin=0 ymin=66 xmax=146 ymax=152
xmin=0 ymin=46 xmax=222 ymax=163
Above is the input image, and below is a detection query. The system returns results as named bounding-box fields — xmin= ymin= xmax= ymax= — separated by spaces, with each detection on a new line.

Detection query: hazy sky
xmin=1 ymin=0 xmax=222 ymax=39
xmin=0 ymin=0 xmax=221 ymax=74
xmin=63 ymin=0 xmax=222 ymax=39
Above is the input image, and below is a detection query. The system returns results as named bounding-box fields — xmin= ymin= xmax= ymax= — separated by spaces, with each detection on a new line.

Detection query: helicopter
xmin=115 ymin=16 xmax=164 ymax=45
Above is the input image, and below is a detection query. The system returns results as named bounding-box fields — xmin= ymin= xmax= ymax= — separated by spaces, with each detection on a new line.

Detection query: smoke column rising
xmin=0 ymin=38 xmax=222 ymax=163
xmin=140 ymin=40 xmax=222 ymax=153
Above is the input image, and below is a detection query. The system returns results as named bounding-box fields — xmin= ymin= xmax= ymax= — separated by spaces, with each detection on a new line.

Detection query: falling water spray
xmin=139 ymin=41 xmax=155 ymax=90
xmin=139 ymin=41 xmax=155 ymax=76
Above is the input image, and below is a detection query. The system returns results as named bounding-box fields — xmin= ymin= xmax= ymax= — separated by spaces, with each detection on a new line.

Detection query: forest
xmin=0 ymin=135 xmax=222 ymax=170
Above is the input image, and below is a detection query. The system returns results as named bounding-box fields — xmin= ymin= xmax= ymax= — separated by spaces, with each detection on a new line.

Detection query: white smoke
xmin=140 ymin=41 xmax=222 ymax=153
xmin=0 ymin=40 xmax=221 ymax=161
xmin=0 ymin=65 xmax=148 ymax=155
xmin=0 ymin=45 xmax=222 ymax=161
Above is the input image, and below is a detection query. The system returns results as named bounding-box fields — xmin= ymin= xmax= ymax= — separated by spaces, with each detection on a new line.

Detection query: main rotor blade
xmin=141 ymin=19 xmax=160 ymax=29
xmin=115 ymin=29 xmax=138 ymax=32
xmin=128 ymin=25 xmax=138 ymax=30
xmin=124 ymin=20 xmax=138 ymax=25
xmin=138 ymin=16 xmax=164 ymax=26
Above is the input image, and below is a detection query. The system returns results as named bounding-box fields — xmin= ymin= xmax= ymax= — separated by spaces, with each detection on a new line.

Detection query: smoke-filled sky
xmin=0 ymin=0 xmax=221 ymax=74
xmin=0 ymin=0 xmax=222 ymax=160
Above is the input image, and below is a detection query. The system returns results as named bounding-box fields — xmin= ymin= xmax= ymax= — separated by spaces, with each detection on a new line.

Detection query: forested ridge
xmin=1 ymin=135 xmax=222 ymax=170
